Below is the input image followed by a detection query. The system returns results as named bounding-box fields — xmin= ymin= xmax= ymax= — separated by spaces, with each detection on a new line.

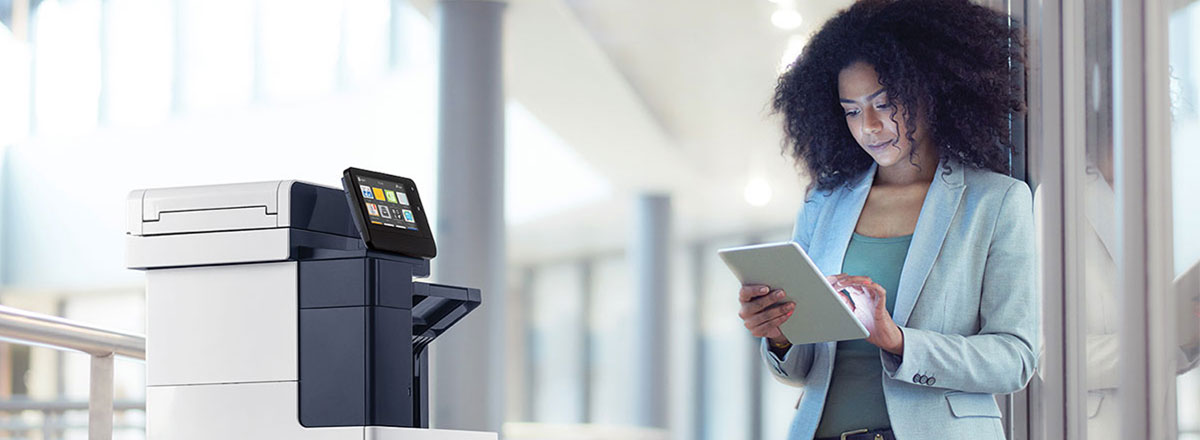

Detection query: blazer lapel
xmin=892 ymin=158 xmax=965 ymax=326
xmin=814 ymin=164 xmax=876 ymax=276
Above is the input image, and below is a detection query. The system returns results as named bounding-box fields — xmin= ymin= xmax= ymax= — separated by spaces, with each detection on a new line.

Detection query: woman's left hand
xmin=830 ymin=274 xmax=905 ymax=355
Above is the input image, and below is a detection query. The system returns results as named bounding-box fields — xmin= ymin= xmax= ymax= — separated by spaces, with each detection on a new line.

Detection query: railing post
xmin=89 ymin=354 xmax=114 ymax=440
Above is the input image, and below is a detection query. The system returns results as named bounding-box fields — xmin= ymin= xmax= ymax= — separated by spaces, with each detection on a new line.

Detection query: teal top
xmin=814 ymin=232 xmax=912 ymax=438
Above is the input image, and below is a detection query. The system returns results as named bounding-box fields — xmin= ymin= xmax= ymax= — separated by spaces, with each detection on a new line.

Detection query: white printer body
xmin=126 ymin=180 xmax=492 ymax=440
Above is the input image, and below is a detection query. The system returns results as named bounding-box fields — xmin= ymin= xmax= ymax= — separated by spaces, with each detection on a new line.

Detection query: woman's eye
xmin=845 ymin=109 xmax=860 ymax=117
xmin=875 ymin=103 xmax=891 ymax=110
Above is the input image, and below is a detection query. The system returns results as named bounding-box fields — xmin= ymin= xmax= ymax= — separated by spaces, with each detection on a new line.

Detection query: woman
xmin=736 ymin=1 xmax=1038 ymax=439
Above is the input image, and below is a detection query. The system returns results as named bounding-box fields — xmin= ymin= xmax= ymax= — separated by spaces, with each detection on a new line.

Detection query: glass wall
xmin=1081 ymin=1 xmax=1122 ymax=436
xmin=1171 ymin=1 xmax=1200 ymax=438
xmin=1067 ymin=0 xmax=1200 ymax=437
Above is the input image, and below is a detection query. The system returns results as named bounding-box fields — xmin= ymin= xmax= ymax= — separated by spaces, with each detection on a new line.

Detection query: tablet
xmin=718 ymin=242 xmax=869 ymax=345
xmin=342 ymin=167 xmax=437 ymax=259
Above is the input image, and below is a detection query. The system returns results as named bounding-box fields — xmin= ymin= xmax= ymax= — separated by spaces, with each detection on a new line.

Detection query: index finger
xmin=739 ymin=285 xmax=772 ymax=302
xmin=835 ymin=275 xmax=878 ymax=286
xmin=833 ymin=276 xmax=886 ymax=296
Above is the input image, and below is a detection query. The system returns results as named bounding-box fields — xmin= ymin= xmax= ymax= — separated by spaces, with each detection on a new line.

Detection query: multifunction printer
xmin=127 ymin=170 xmax=492 ymax=440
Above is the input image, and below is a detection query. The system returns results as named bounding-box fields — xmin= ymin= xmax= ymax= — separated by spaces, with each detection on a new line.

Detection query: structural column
xmin=433 ymin=0 xmax=507 ymax=433
xmin=632 ymin=193 xmax=670 ymax=428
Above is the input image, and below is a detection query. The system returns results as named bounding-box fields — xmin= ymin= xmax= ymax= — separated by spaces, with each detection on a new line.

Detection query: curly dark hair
xmin=773 ymin=0 xmax=1025 ymax=191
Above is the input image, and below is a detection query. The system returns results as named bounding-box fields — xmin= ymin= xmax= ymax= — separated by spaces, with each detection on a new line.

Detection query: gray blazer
xmin=762 ymin=158 xmax=1039 ymax=440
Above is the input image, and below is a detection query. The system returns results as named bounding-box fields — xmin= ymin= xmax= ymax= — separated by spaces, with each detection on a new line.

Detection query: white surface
xmin=126 ymin=228 xmax=290 ymax=269
xmin=136 ymin=181 xmax=282 ymax=234
xmin=147 ymin=381 xmax=358 ymax=440
xmin=145 ymin=206 xmax=277 ymax=236
xmin=276 ymin=180 xmax=299 ymax=228
xmin=501 ymin=422 xmax=664 ymax=440
xmin=367 ymin=427 xmax=498 ymax=440
xmin=717 ymin=241 xmax=869 ymax=345
xmin=127 ymin=189 xmax=146 ymax=236
xmin=128 ymin=179 xmax=338 ymax=235
xmin=146 ymin=261 xmax=298 ymax=386
xmin=147 ymin=381 xmax=497 ymax=440
xmin=140 ymin=181 xmax=282 ymax=219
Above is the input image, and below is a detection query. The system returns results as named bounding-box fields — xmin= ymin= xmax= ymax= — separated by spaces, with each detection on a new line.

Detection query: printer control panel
xmin=342 ymin=168 xmax=437 ymax=259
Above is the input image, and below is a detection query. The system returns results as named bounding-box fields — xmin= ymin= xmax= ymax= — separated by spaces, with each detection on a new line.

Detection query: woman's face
xmin=837 ymin=61 xmax=920 ymax=168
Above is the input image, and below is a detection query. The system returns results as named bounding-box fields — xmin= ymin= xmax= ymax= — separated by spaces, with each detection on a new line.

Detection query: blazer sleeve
xmin=761 ymin=192 xmax=821 ymax=386
xmin=880 ymin=181 xmax=1041 ymax=394
xmin=761 ymin=338 xmax=816 ymax=386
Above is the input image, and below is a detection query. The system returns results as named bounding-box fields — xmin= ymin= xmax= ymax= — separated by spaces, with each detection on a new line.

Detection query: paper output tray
xmin=411 ymin=282 xmax=482 ymax=354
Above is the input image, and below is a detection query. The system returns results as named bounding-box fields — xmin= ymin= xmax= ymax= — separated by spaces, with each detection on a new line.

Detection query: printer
xmin=126 ymin=176 xmax=493 ymax=440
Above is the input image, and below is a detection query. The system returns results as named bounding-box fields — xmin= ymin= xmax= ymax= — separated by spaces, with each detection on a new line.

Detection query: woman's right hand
xmin=738 ymin=285 xmax=797 ymax=345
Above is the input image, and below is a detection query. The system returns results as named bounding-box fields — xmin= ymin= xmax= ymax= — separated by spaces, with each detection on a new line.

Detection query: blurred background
xmin=0 ymin=0 xmax=851 ymax=438
xmin=0 ymin=0 xmax=1199 ymax=439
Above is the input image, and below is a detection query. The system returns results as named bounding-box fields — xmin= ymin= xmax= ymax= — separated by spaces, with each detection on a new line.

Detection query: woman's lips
xmin=867 ymin=140 xmax=894 ymax=150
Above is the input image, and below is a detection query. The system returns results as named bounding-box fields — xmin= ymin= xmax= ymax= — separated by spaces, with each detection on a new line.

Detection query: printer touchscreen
xmin=355 ymin=176 xmax=419 ymax=231
xmin=343 ymin=167 xmax=437 ymax=259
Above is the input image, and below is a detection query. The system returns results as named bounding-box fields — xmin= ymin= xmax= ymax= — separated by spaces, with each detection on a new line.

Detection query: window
xmin=527 ymin=262 xmax=586 ymax=423
xmin=699 ymin=239 xmax=753 ymax=440
xmin=588 ymin=256 xmax=636 ymax=424
xmin=259 ymin=0 xmax=341 ymax=100
xmin=177 ymin=0 xmax=254 ymax=112
xmin=0 ymin=22 xmax=30 ymax=145
xmin=32 ymin=0 xmax=100 ymax=135
xmin=106 ymin=0 xmax=173 ymax=126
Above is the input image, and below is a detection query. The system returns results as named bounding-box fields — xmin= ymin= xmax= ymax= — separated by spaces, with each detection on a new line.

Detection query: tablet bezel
xmin=718 ymin=241 xmax=869 ymax=345
xmin=342 ymin=167 xmax=437 ymax=259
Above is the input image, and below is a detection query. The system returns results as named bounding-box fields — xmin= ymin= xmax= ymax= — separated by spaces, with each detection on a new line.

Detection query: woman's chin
xmin=868 ymin=154 xmax=904 ymax=168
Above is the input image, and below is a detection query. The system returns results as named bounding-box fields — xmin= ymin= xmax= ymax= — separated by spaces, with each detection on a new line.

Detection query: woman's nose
xmin=864 ymin=117 xmax=883 ymax=135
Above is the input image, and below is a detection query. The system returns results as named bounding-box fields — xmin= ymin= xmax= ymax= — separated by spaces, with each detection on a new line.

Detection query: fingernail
xmin=775 ymin=291 xmax=785 ymax=298
xmin=787 ymin=311 xmax=794 ymax=316
xmin=760 ymin=287 xmax=769 ymax=293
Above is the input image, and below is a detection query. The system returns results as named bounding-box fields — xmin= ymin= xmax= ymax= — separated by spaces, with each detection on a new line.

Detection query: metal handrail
xmin=0 ymin=305 xmax=147 ymax=440
xmin=0 ymin=305 xmax=144 ymax=360
xmin=0 ymin=399 xmax=145 ymax=412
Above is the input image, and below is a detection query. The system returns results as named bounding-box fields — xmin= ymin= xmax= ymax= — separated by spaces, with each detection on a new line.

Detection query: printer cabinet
xmin=299 ymin=257 xmax=418 ymax=428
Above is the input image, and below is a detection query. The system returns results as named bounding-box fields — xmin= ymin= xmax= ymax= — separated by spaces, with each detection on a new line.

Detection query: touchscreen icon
xmin=380 ymin=205 xmax=392 ymax=218
xmin=372 ymin=187 xmax=386 ymax=200
xmin=403 ymin=209 xmax=415 ymax=222
xmin=366 ymin=203 xmax=380 ymax=217
xmin=398 ymin=192 xmax=410 ymax=205
xmin=360 ymin=185 xmax=374 ymax=199
xmin=385 ymin=190 xmax=399 ymax=204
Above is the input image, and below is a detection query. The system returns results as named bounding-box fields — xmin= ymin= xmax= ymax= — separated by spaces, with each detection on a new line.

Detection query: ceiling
xmin=410 ymin=0 xmax=855 ymax=263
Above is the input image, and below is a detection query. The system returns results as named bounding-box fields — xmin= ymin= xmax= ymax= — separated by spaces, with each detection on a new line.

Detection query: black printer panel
xmin=298 ymin=257 xmax=416 ymax=428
